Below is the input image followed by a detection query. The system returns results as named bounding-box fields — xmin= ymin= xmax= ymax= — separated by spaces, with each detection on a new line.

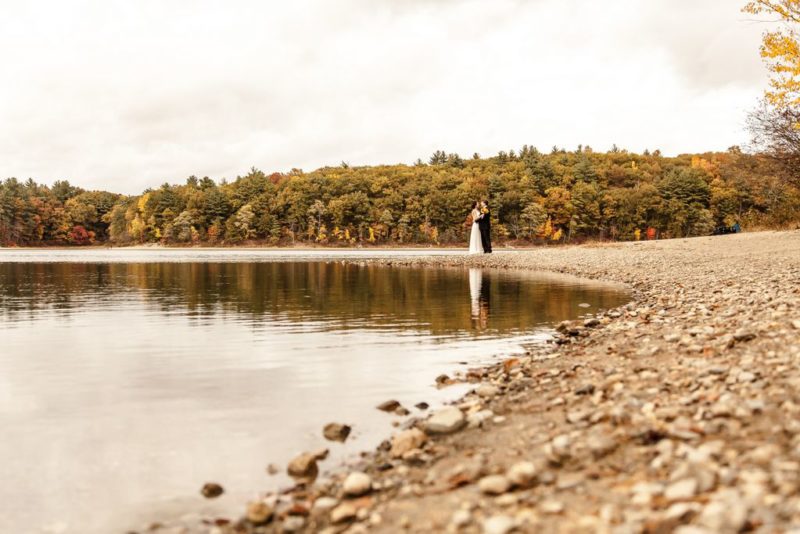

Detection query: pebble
xmin=342 ymin=471 xmax=372 ymax=497
xmin=390 ymin=428 xmax=428 ymax=458
xmin=246 ymin=501 xmax=273 ymax=525
xmin=282 ymin=516 xmax=305 ymax=532
xmin=425 ymin=406 xmax=466 ymax=434
xmin=737 ymin=371 xmax=757 ymax=383
xmin=733 ymin=330 xmax=757 ymax=342
xmin=478 ymin=475 xmax=511 ymax=495
xmin=287 ymin=452 xmax=319 ymax=480
xmin=540 ymin=500 xmax=564 ymax=514
xmin=200 ymin=482 xmax=224 ymax=499
xmin=322 ymin=423 xmax=351 ymax=442
xmin=467 ymin=409 xmax=494 ymax=428
xmin=547 ymin=434 xmax=572 ymax=462
xmin=482 ymin=514 xmax=516 ymax=534
xmin=330 ymin=503 xmax=357 ymax=524
xmin=376 ymin=399 xmax=401 ymax=412
xmin=664 ymin=478 xmax=698 ymax=501
xmin=698 ymin=493 xmax=748 ymax=532
xmin=476 ymin=384 xmax=500 ymax=398
xmin=312 ymin=496 xmax=339 ymax=512
xmin=506 ymin=461 xmax=537 ymax=487
xmin=587 ymin=433 xmax=617 ymax=458
xmin=451 ymin=509 xmax=472 ymax=528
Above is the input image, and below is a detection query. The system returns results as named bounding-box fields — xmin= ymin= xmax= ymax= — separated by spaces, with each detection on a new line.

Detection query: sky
xmin=0 ymin=0 xmax=771 ymax=194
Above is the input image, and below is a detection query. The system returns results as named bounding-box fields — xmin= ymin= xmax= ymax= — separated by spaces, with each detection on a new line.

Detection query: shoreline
xmin=146 ymin=230 xmax=800 ymax=534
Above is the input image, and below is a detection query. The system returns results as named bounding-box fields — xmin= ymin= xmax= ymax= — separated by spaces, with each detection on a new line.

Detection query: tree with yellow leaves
xmin=743 ymin=1 xmax=800 ymax=108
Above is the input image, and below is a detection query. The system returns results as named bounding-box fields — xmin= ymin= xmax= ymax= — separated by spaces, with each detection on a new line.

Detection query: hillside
xmin=1 ymin=147 xmax=797 ymax=247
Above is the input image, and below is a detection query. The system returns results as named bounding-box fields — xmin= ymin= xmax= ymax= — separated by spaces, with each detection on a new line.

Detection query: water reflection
xmin=0 ymin=260 xmax=629 ymax=534
xmin=0 ymin=262 xmax=627 ymax=337
xmin=469 ymin=268 xmax=491 ymax=331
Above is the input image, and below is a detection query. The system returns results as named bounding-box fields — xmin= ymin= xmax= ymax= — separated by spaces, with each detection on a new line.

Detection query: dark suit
xmin=478 ymin=209 xmax=492 ymax=253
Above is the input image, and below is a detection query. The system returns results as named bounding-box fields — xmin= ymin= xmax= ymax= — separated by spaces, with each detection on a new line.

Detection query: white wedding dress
xmin=468 ymin=209 xmax=484 ymax=255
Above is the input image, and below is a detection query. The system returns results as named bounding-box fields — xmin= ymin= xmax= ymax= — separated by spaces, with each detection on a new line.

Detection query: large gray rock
xmin=425 ymin=406 xmax=466 ymax=434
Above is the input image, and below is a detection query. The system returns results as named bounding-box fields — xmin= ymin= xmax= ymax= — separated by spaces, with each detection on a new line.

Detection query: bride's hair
xmin=472 ymin=201 xmax=480 ymax=210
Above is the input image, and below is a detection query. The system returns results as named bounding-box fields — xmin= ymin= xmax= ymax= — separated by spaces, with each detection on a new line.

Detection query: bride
xmin=468 ymin=201 xmax=484 ymax=255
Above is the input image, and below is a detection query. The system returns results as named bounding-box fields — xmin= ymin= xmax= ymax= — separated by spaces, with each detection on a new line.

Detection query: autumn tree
xmin=743 ymin=0 xmax=800 ymax=108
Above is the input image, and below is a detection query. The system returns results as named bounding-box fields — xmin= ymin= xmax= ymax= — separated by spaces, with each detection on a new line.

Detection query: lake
xmin=0 ymin=250 xmax=629 ymax=533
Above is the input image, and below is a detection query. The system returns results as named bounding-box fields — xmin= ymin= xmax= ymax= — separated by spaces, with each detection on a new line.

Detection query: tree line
xmin=0 ymin=146 xmax=798 ymax=247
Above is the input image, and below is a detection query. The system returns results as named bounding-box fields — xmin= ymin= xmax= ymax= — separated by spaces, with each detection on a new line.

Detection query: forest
xmin=0 ymin=146 xmax=798 ymax=247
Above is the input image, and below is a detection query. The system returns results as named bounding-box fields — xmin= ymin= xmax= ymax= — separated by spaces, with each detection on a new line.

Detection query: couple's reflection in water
xmin=469 ymin=268 xmax=490 ymax=330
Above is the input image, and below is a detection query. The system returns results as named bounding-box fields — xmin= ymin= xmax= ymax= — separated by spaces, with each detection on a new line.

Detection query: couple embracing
xmin=468 ymin=201 xmax=492 ymax=255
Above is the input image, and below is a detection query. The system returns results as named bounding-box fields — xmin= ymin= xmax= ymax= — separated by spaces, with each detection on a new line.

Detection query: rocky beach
xmin=147 ymin=230 xmax=800 ymax=534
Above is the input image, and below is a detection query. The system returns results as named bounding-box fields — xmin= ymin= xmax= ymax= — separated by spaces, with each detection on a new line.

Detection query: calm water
xmin=0 ymin=250 xmax=629 ymax=534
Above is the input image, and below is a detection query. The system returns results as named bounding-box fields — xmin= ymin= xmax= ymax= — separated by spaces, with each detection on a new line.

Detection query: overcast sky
xmin=0 ymin=0 xmax=770 ymax=194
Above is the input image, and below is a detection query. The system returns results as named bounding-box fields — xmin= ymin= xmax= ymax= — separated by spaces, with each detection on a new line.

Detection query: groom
xmin=478 ymin=200 xmax=492 ymax=254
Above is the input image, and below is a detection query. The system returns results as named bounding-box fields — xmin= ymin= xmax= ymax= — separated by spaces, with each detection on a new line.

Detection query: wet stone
xmin=323 ymin=423 xmax=352 ymax=442
xmin=377 ymin=400 xmax=401 ymax=412
xmin=287 ymin=452 xmax=319 ymax=481
xmin=200 ymin=482 xmax=224 ymax=499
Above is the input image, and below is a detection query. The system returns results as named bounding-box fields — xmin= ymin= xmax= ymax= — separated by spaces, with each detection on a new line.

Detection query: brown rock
xmin=287 ymin=452 xmax=319 ymax=481
xmin=246 ymin=501 xmax=273 ymax=525
xmin=323 ymin=423 xmax=352 ymax=442
xmin=390 ymin=428 xmax=428 ymax=458
xmin=200 ymin=482 xmax=224 ymax=499
xmin=377 ymin=399 xmax=401 ymax=412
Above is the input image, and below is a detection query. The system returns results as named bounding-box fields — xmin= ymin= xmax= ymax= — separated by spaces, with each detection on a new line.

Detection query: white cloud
xmin=0 ymin=0 xmax=769 ymax=193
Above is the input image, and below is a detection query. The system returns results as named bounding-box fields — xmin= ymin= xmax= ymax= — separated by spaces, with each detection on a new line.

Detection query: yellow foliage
xmin=137 ymin=192 xmax=150 ymax=213
xmin=551 ymin=228 xmax=562 ymax=241
xmin=316 ymin=224 xmax=328 ymax=242
xmin=129 ymin=215 xmax=146 ymax=242
xmin=542 ymin=218 xmax=553 ymax=238
xmin=634 ymin=228 xmax=641 ymax=241
xmin=691 ymin=156 xmax=719 ymax=177
xmin=743 ymin=1 xmax=800 ymax=107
